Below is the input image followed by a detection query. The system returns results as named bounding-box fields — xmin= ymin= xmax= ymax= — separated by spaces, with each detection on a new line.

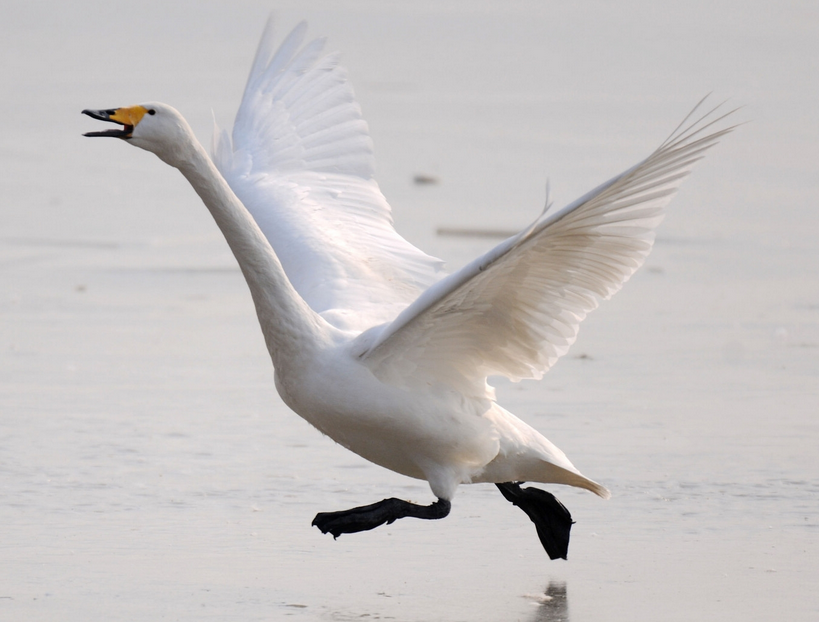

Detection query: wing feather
xmin=215 ymin=20 xmax=444 ymax=331
xmin=356 ymin=101 xmax=737 ymax=398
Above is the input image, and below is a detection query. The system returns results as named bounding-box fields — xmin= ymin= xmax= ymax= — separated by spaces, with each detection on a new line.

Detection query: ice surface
xmin=1 ymin=1 xmax=817 ymax=620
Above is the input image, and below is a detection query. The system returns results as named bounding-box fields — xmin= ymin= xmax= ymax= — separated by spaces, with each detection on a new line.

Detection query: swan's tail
xmin=477 ymin=404 xmax=611 ymax=499
xmin=546 ymin=464 xmax=611 ymax=499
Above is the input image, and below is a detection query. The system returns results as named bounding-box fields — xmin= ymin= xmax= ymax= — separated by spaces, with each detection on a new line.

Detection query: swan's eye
xmin=148 ymin=109 xmax=156 ymax=115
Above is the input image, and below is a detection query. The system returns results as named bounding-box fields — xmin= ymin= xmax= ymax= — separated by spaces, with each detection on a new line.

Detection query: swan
xmin=82 ymin=19 xmax=735 ymax=560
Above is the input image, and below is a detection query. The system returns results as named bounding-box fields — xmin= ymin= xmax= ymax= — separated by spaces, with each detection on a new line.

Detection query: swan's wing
xmin=214 ymin=20 xmax=444 ymax=331
xmin=355 ymin=101 xmax=736 ymax=398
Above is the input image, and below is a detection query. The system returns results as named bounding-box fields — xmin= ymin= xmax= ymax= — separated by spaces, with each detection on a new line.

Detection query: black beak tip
xmin=82 ymin=108 xmax=116 ymax=122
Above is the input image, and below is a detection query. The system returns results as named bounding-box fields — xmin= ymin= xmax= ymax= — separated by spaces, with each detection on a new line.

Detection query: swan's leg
xmin=496 ymin=482 xmax=574 ymax=560
xmin=312 ymin=497 xmax=451 ymax=538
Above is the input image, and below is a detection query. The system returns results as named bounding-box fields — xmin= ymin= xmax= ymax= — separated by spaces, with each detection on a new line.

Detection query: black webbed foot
xmin=496 ymin=482 xmax=574 ymax=560
xmin=312 ymin=497 xmax=451 ymax=539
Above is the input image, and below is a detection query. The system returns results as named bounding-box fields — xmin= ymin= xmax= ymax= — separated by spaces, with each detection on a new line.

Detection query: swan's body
xmin=83 ymin=20 xmax=734 ymax=558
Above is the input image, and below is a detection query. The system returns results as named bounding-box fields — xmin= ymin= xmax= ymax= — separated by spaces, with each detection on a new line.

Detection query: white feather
xmin=214 ymin=18 xmax=445 ymax=332
xmin=357 ymin=99 xmax=736 ymax=401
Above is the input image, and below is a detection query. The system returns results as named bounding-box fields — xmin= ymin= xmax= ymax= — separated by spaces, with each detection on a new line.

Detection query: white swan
xmin=83 ymin=20 xmax=735 ymax=559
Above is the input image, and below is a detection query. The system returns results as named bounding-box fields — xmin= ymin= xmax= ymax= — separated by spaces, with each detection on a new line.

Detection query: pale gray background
xmin=1 ymin=1 xmax=817 ymax=620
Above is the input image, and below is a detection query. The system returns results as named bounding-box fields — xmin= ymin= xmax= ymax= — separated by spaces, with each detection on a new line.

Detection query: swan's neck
xmin=172 ymin=137 xmax=331 ymax=367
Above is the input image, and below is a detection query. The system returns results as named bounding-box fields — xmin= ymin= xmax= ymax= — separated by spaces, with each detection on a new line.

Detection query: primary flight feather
xmin=83 ymin=18 xmax=735 ymax=560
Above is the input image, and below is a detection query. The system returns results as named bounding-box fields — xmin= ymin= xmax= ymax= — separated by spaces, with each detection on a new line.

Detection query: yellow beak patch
xmin=109 ymin=105 xmax=149 ymax=127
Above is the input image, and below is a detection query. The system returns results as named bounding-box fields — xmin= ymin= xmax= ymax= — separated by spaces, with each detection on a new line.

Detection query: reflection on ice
xmin=527 ymin=582 xmax=569 ymax=622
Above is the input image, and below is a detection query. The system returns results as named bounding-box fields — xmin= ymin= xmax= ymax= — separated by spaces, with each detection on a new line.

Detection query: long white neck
xmin=168 ymin=134 xmax=331 ymax=368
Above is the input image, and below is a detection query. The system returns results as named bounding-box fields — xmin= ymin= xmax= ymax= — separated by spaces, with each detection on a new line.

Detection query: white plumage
xmin=214 ymin=21 xmax=445 ymax=333
xmin=84 ymin=18 xmax=734 ymax=551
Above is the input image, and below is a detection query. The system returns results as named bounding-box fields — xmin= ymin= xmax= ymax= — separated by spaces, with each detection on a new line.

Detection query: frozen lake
xmin=1 ymin=1 xmax=817 ymax=620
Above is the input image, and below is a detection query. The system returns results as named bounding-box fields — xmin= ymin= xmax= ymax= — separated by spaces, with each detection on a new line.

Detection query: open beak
xmin=82 ymin=106 xmax=147 ymax=138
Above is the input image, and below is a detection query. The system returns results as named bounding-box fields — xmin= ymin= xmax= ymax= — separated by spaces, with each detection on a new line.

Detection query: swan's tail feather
xmin=555 ymin=468 xmax=611 ymax=499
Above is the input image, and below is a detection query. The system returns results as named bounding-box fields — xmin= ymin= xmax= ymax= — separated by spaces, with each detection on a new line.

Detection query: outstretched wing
xmin=355 ymin=100 xmax=736 ymax=399
xmin=214 ymin=20 xmax=444 ymax=332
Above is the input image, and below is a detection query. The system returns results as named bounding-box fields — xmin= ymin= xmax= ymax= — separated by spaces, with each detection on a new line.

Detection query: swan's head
xmin=82 ymin=102 xmax=194 ymax=166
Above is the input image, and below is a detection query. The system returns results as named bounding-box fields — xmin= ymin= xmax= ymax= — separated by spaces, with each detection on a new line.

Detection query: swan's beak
xmin=82 ymin=105 xmax=148 ymax=138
